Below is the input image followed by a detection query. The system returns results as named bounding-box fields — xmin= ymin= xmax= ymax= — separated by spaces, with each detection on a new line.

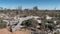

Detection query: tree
xmin=0 ymin=7 xmax=3 ymax=10
xmin=24 ymin=9 xmax=29 ymax=11
xmin=17 ymin=6 xmax=22 ymax=10
xmin=33 ymin=6 xmax=39 ymax=11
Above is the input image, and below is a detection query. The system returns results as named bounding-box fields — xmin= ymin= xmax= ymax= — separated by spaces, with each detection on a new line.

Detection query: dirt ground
xmin=0 ymin=28 xmax=31 ymax=34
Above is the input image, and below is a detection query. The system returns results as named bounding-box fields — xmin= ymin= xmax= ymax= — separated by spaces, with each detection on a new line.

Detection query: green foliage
xmin=33 ymin=6 xmax=39 ymax=11
xmin=0 ymin=20 xmax=6 ymax=29
xmin=21 ymin=19 xmax=38 ymax=27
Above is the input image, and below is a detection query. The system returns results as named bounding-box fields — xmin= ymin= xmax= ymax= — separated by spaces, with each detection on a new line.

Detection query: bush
xmin=0 ymin=20 xmax=7 ymax=29
xmin=21 ymin=19 xmax=38 ymax=27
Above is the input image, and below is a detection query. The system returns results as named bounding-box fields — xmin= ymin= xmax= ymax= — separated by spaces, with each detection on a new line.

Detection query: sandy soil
xmin=0 ymin=28 xmax=31 ymax=34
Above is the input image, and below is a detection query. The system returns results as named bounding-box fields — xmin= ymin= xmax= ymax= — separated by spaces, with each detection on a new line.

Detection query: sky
xmin=0 ymin=0 xmax=60 ymax=10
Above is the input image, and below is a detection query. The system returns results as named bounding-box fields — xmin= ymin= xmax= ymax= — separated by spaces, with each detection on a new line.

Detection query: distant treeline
xmin=0 ymin=6 xmax=60 ymax=17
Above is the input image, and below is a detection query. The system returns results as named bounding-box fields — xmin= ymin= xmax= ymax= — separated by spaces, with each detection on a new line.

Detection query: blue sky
xmin=0 ymin=0 xmax=60 ymax=10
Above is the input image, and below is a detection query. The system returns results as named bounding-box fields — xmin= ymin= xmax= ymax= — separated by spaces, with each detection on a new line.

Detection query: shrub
xmin=0 ymin=20 xmax=7 ymax=29
xmin=21 ymin=19 xmax=38 ymax=28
